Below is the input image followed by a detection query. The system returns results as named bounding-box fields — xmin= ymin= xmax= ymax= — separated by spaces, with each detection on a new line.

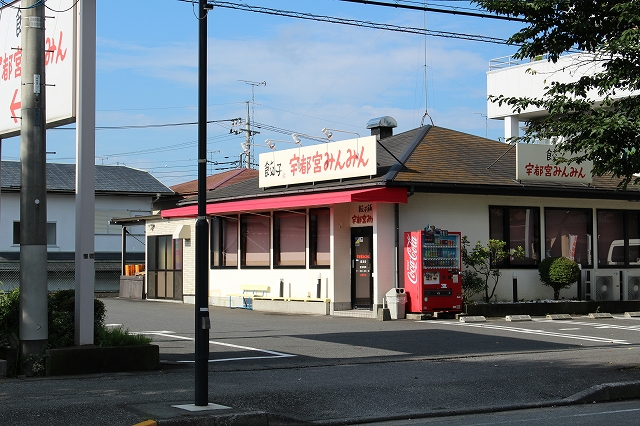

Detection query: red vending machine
xmin=404 ymin=228 xmax=462 ymax=314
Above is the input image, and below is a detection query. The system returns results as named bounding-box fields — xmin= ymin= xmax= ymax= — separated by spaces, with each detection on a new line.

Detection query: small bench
xmin=228 ymin=284 xmax=270 ymax=310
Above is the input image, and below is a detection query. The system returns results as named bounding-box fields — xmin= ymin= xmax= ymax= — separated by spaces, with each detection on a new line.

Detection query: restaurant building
xmin=142 ymin=118 xmax=640 ymax=317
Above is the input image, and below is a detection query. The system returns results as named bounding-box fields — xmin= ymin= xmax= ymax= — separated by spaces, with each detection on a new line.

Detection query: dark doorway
xmin=351 ymin=226 xmax=373 ymax=309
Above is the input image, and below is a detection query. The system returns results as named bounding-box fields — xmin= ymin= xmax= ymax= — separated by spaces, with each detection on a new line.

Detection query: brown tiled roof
xmin=170 ymin=168 xmax=258 ymax=195
xmin=174 ymin=125 xmax=640 ymax=206
xmin=393 ymin=126 xmax=638 ymax=196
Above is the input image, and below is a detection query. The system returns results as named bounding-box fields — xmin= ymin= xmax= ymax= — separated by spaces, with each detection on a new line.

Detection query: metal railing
xmin=0 ymin=261 xmax=121 ymax=293
xmin=489 ymin=54 xmax=552 ymax=70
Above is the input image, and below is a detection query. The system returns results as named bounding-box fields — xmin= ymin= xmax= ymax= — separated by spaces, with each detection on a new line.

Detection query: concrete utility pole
xmin=19 ymin=0 xmax=48 ymax=356
xmin=74 ymin=0 xmax=96 ymax=346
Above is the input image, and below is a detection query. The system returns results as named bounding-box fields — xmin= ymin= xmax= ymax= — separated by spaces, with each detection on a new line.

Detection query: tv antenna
xmin=237 ymin=80 xmax=266 ymax=168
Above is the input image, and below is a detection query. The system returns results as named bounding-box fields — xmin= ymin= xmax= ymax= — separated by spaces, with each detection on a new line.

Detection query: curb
xmin=562 ymin=380 xmax=640 ymax=404
xmin=132 ymin=381 xmax=640 ymax=425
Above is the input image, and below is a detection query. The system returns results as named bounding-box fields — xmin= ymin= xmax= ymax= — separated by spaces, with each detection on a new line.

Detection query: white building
xmin=139 ymin=118 xmax=640 ymax=316
xmin=487 ymin=52 xmax=634 ymax=141
xmin=0 ymin=161 xmax=172 ymax=291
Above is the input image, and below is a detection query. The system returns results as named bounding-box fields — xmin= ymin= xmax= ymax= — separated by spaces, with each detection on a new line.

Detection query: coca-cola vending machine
xmin=404 ymin=228 xmax=462 ymax=314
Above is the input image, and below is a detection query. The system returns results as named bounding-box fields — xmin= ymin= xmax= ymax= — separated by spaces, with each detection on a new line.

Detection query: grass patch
xmin=97 ymin=326 xmax=152 ymax=347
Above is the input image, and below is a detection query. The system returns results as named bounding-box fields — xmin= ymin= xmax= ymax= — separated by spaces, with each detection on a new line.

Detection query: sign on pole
xmin=0 ymin=0 xmax=76 ymax=138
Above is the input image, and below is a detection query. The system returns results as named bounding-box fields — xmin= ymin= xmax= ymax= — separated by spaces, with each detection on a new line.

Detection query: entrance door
xmin=351 ymin=227 xmax=373 ymax=309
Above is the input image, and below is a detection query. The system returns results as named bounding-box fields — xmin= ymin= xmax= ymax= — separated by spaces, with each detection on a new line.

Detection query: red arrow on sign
xmin=10 ymin=89 xmax=21 ymax=123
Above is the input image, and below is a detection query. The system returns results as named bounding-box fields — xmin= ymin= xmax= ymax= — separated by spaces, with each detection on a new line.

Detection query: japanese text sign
xmin=350 ymin=202 xmax=374 ymax=227
xmin=516 ymin=143 xmax=593 ymax=184
xmin=0 ymin=0 xmax=76 ymax=138
xmin=258 ymin=135 xmax=377 ymax=188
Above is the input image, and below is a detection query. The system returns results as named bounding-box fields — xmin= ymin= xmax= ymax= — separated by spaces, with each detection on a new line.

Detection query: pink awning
xmin=161 ymin=187 xmax=407 ymax=218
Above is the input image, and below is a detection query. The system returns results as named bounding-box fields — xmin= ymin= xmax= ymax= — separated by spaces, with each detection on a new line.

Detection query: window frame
xmin=240 ymin=213 xmax=271 ymax=268
xmin=210 ymin=215 xmax=239 ymax=269
xmin=147 ymin=235 xmax=183 ymax=300
xmin=544 ymin=207 xmax=593 ymax=268
xmin=12 ymin=221 xmax=57 ymax=246
xmin=273 ymin=210 xmax=307 ymax=268
xmin=597 ymin=209 xmax=640 ymax=268
xmin=309 ymin=207 xmax=331 ymax=268
xmin=489 ymin=206 xmax=541 ymax=268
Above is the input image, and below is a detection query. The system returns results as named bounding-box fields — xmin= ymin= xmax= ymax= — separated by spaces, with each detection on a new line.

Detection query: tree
xmin=462 ymin=237 xmax=525 ymax=303
xmin=475 ymin=0 xmax=640 ymax=188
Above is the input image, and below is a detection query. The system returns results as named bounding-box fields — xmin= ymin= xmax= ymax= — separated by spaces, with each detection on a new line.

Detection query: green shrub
xmin=549 ymin=257 xmax=581 ymax=287
xmin=538 ymin=256 xmax=580 ymax=300
xmin=0 ymin=288 xmax=20 ymax=347
xmin=47 ymin=289 xmax=107 ymax=349
xmin=461 ymin=269 xmax=484 ymax=304
xmin=538 ymin=256 xmax=558 ymax=288
xmin=0 ymin=289 xmax=140 ymax=349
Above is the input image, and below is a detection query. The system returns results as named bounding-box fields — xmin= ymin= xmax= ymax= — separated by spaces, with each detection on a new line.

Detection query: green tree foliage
xmin=475 ymin=0 xmax=640 ymax=188
xmin=462 ymin=237 xmax=525 ymax=303
xmin=538 ymin=256 xmax=581 ymax=300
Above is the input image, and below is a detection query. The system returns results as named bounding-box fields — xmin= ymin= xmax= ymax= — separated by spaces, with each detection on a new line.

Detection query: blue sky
xmin=2 ymin=0 xmax=523 ymax=187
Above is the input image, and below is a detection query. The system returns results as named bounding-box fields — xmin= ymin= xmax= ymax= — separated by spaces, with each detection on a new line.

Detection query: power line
xmin=337 ymin=0 xmax=525 ymax=22
xmin=50 ymin=117 xmax=242 ymax=130
xmin=188 ymin=1 xmax=513 ymax=45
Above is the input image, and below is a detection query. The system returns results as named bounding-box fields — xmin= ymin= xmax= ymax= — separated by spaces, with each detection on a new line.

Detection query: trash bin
xmin=386 ymin=288 xmax=406 ymax=319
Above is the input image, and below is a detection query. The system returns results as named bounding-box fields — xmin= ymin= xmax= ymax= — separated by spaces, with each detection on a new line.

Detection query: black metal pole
xmin=195 ymin=0 xmax=210 ymax=407
xmin=512 ymin=272 xmax=518 ymax=303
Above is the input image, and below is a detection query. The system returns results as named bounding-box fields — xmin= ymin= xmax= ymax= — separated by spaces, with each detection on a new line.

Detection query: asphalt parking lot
xmin=3 ymin=298 xmax=640 ymax=426
xmin=103 ymin=298 xmax=640 ymax=370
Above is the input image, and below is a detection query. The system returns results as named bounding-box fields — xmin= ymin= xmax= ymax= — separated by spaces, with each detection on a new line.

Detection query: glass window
xmin=489 ymin=206 xmax=540 ymax=267
xmin=148 ymin=235 xmax=183 ymax=300
xmin=598 ymin=210 xmax=640 ymax=267
xmin=597 ymin=210 xmax=624 ymax=266
xmin=13 ymin=222 xmax=20 ymax=245
xmin=47 ymin=223 xmax=57 ymax=246
xmin=241 ymin=214 xmax=270 ymax=267
xmin=12 ymin=221 xmax=57 ymax=246
xmin=545 ymin=208 xmax=593 ymax=267
xmin=211 ymin=216 xmax=238 ymax=268
xmin=274 ymin=211 xmax=306 ymax=267
xmin=310 ymin=208 xmax=330 ymax=267
xmin=629 ymin=212 xmax=640 ymax=265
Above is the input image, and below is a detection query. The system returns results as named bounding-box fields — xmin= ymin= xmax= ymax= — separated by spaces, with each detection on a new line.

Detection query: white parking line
xmin=535 ymin=318 xmax=640 ymax=332
xmin=426 ymin=322 xmax=630 ymax=345
xmin=141 ymin=331 xmax=296 ymax=363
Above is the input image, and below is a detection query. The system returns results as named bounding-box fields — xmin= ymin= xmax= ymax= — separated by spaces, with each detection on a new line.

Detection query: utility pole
xmin=195 ymin=0 xmax=211 ymax=407
xmin=19 ymin=0 xmax=48 ymax=357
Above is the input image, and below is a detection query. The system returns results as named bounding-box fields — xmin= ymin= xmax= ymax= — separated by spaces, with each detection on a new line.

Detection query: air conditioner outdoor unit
xmin=593 ymin=270 xmax=620 ymax=301
xmin=623 ymin=270 xmax=640 ymax=301
xmin=581 ymin=269 xmax=593 ymax=300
